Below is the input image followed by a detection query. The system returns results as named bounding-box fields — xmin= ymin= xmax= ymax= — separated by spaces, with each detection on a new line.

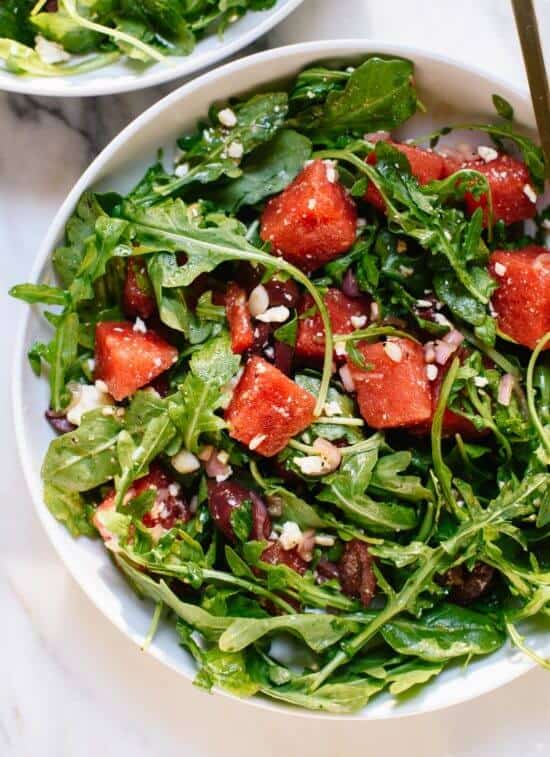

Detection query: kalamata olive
xmin=207 ymin=481 xmax=271 ymax=543
xmin=264 ymin=279 xmax=300 ymax=308
xmin=136 ymin=465 xmax=190 ymax=529
xmin=250 ymin=323 xmax=272 ymax=353
xmin=316 ymin=558 xmax=340 ymax=582
xmin=261 ymin=541 xmax=308 ymax=574
xmin=233 ymin=262 xmax=263 ymax=293
xmin=45 ymin=0 xmax=58 ymax=10
xmin=338 ymin=540 xmax=377 ymax=607
xmin=149 ymin=374 xmax=171 ymax=397
xmin=273 ymin=341 xmax=293 ymax=375
xmin=438 ymin=562 xmax=495 ymax=605
xmin=45 ymin=409 xmax=75 ymax=435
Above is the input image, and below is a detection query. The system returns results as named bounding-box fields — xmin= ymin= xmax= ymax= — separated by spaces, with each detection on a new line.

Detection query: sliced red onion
xmin=45 ymin=409 xmax=75 ymax=435
xmin=297 ymin=529 xmax=316 ymax=562
xmin=498 ymin=374 xmax=514 ymax=406
xmin=339 ymin=364 xmax=356 ymax=392
xmin=203 ymin=448 xmax=232 ymax=480
xmin=364 ymin=131 xmax=390 ymax=143
xmin=313 ymin=437 xmax=342 ymax=472
xmin=443 ymin=329 xmax=464 ymax=348
xmin=342 ymin=268 xmax=361 ymax=298
xmin=434 ymin=340 xmax=455 ymax=366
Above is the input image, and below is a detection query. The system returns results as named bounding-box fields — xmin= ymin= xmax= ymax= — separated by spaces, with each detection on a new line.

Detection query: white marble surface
xmin=1 ymin=2 xmax=549 ymax=755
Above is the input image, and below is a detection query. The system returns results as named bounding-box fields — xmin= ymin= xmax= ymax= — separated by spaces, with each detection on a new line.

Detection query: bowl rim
xmin=0 ymin=0 xmax=304 ymax=98
xmin=12 ymin=38 xmax=540 ymax=720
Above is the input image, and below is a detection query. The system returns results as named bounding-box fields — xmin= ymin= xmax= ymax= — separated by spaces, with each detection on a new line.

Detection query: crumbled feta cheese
xmin=35 ymin=35 xmax=70 ymax=65
xmin=168 ymin=483 xmax=181 ymax=497
xmin=474 ymin=376 xmax=489 ymax=388
xmin=307 ymin=198 xmax=317 ymax=210
xmin=249 ymin=434 xmax=266 ymax=451
xmin=133 ymin=317 xmax=147 ymax=334
xmin=217 ymin=450 xmax=230 ymax=464
xmin=227 ymin=141 xmax=244 ymax=159
xmin=334 ymin=341 xmax=347 ymax=357
xmin=174 ymin=162 xmax=189 ymax=178
xmin=477 ymin=145 xmax=498 ymax=163
xmin=416 ymin=299 xmax=432 ymax=308
xmin=87 ymin=358 xmax=96 ymax=372
xmin=66 ymin=382 xmax=114 ymax=426
xmin=523 ymin=184 xmax=537 ymax=203
xmin=314 ymin=534 xmax=335 ymax=547
xmin=256 ymin=305 xmax=290 ymax=323
xmin=279 ymin=521 xmax=302 ymax=550
xmin=433 ymin=313 xmax=452 ymax=326
xmin=426 ymin=364 xmax=438 ymax=381
xmin=399 ymin=265 xmax=413 ymax=277
xmin=217 ymin=108 xmax=237 ymax=127
xmin=350 ymin=314 xmax=367 ymax=329
xmin=294 ymin=455 xmax=326 ymax=476
xmin=443 ymin=229 xmax=452 ymax=241
xmin=356 ymin=217 xmax=367 ymax=228
xmin=248 ymin=284 xmax=269 ymax=317
xmin=494 ymin=262 xmax=507 ymax=276
xmin=384 ymin=341 xmax=402 ymax=362
xmin=324 ymin=160 xmax=337 ymax=183
xmin=323 ymin=400 xmax=342 ymax=417
xmin=171 ymin=449 xmax=200 ymax=474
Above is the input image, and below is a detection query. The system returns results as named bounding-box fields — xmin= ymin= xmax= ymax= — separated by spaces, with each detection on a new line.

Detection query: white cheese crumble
xmin=133 ymin=317 xmax=147 ymax=334
xmin=227 ymin=141 xmax=244 ymax=159
xmin=256 ymin=305 xmax=290 ymax=323
xmin=494 ymin=262 xmax=507 ymax=276
xmin=384 ymin=341 xmax=402 ymax=362
xmin=523 ymin=184 xmax=537 ymax=203
xmin=171 ymin=449 xmax=200 ymax=474
xmin=307 ymin=198 xmax=317 ymax=210
xmin=66 ymin=382 xmax=114 ymax=426
xmin=350 ymin=314 xmax=367 ymax=329
xmin=168 ymin=483 xmax=181 ymax=497
xmin=294 ymin=456 xmax=326 ymax=476
xmin=323 ymin=400 xmax=342 ymax=417
xmin=174 ymin=162 xmax=190 ymax=178
xmin=217 ymin=108 xmax=237 ymax=127
xmin=248 ymin=434 xmax=266 ymax=451
xmin=323 ymin=160 xmax=337 ymax=183
xmin=334 ymin=341 xmax=347 ymax=357
xmin=35 ymin=35 xmax=70 ymax=65
xmin=279 ymin=521 xmax=302 ymax=550
xmin=477 ymin=145 xmax=498 ymax=163
xmin=474 ymin=376 xmax=489 ymax=388
xmin=426 ymin=364 xmax=438 ymax=381
xmin=314 ymin=534 xmax=335 ymax=547
xmin=416 ymin=299 xmax=432 ymax=308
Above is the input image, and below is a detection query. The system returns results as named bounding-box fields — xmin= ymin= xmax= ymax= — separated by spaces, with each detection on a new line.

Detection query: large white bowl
xmin=0 ymin=0 xmax=303 ymax=97
xmin=13 ymin=40 xmax=549 ymax=719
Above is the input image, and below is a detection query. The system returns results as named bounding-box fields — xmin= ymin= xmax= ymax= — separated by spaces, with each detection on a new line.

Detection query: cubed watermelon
xmin=296 ymin=288 xmax=370 ymax=361
xmin=95 ymin=321 xmax=178 ymax=401
xmin=260 ymin=159 xmax=357 ymax=272
xmin=443 ymin=153 xmax=537 ymax=226
xmin=489 ymin=246 xmax=550 ymax=349
xmin=348 ymin=338 xmax=432 ymax=428
xmin=225 ymin=282 xmax=254 ymax=354
xmin=123 ymin=259 xmax=156 ymax=320
xmin=365 ymin=141 xmax=446 ymax=211
xmin=225 ymin=356 xmax=316 ymax=456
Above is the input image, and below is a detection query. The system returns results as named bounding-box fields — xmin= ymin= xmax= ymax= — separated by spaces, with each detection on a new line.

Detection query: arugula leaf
xmin=168 ymin=373 xmax=226 ymax=454
xmin=43 ymin=482 xmax=96 ymax=538
xmin=9 ymin=283 xmax=67 ymax=306
xmin=492 ymin=94 xmax=514 ymax=121
xmin=207 ymin=130 xmax=311 ymax=210
xmin=370 ymin=451 xmax=432 ymax=502
xmin=189 ymin=332 xmax=241 ymax=386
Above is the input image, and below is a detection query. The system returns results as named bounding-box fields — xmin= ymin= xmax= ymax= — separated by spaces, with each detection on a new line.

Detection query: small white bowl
xmin=0 ymin=0 xmax=303 ymax=97
xmin=13 ymin=40 xmax=549 ymax=719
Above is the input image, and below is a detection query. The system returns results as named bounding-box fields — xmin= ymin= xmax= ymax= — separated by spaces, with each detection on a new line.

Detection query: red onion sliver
xmin=342 ymin=268 xmax=361 ymax=298
xmin=339 ymin=364 xmax=356 ymax=392
xmin=443 ymin=329 xmax=464 ymax=348
xmin=434 ymin=340 xmax=454 ymax=366
xmin=498 ymin=373 xmax=514 ymax=406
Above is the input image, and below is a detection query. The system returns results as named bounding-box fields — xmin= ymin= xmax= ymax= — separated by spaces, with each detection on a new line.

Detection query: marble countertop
xmin=1 ymin=2 xmax=549 ymax=755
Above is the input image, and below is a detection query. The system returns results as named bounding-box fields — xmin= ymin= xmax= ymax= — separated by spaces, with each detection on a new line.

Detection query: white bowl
xmin=13 ymin=40 xmax=549 ymax=719
xmin=0 ymin=0 xmax=303 ymax=97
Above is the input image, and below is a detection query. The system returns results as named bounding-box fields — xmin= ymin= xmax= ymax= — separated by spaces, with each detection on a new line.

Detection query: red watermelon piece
xmin=225 ymin=356 xmax=316 ymax=457
xmin=225 ymin=282 xmax=254 ymax=354
xmin=93 ymin=464 xmax=190 ymax=542
xmin=365 ymin=141 xmax=446 ymax=211
xmin=260 ymin=159 xmax=357 ymax=272
xmin=95 ymin=321 xmax=178 ymax=401
xmin=489 ymin=246 xmax=550 ymax=349
xmin=296 ymin=288 xmax=370 ymax=361
xmin=123 ymin=259 xmax=156 ymax=320
xmin=348 ymin=338 xmax=432 ymax=428
xmin=442 ymin=153 xmax=537 ymax=226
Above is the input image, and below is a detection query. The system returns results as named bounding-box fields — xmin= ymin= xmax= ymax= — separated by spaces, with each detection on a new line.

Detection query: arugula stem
xmin=312 ymin=417 xmax=364 ymax=426
xmin=130 ymin=220 xmax=333 ymax=415
xmin=462 ymin=327 xmax=522 ymax=378
xmin=333 ymin=326 xmax=415 ymax=343
xmin=31 ymin=0 xmax=47 ymax=14
xmin=526 ymin=332 xmax=550 ymax=456
xmin=142 ymin=601 xmax=163 ymax=651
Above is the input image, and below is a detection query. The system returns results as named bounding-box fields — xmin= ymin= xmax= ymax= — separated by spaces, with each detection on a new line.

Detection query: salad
xmin=11 ymin=55 xmax=550 ymax=714
xmin=0 ymin=0 xmax=277 ymax=77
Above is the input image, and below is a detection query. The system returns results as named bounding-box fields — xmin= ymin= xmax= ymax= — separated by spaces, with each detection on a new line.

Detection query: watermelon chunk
xmin=442 ymin=153 xmax=537 ymax=226
xmin=348 ymin=338 xmax=432 ymax=428
xmin=225 ymin=282 xmax=254 ymax=354
xmin=93 ymin=464 xmax=190 ymax=542
xmin=365 ymin=141 xmax=446 ymax=211
xmin=95 ymin=321 xmax=178 ymax=401
xmin=260 ymin=159 xmax=357 ymax=272
xmin=123 ymin=259 xmax=156 ymax=320
xmin=296 ymin=288 xmax=370 ymax=361
xmin=489 ymin=246 xmax=550 ymax=349
xmin=225 ymin=356 xmax=316 ymax=456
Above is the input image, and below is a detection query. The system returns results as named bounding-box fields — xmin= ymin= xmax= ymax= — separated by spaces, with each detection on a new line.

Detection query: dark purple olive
xmin=316 ymin=558 xmax=340 ymax=582
xmin=342 ymin=268 xmax=361 ymax=298
xmin=438 ymin=563 xmax=495 ymax=605
xmin=338 ymin=540 xmax=377 ymax=607
xmin=207 ymin=481 xmax=271 ymax=543
xmin=273 ymin=341 xmax=294 ymax=375
xmin=45 ymin=409 xmax=75 ymax=435
xmin=233 ymin=262 xmax=263 ymax=293
xmin=265 ymin=279 xmax=300 ymax=309
xmin=250 ymin=323 xmax=272 ymax=353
